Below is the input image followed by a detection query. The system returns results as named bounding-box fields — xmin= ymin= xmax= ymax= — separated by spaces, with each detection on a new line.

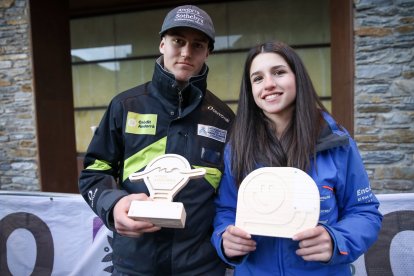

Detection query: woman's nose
xmin=264 ymin=75 xmax=276 ymax=89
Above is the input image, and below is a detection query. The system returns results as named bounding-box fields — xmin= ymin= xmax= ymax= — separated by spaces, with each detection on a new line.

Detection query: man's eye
xmin=172 ymin=38 xmax=184 ymax=45
xmin=194 ymin=43 xmax=205 ymax=49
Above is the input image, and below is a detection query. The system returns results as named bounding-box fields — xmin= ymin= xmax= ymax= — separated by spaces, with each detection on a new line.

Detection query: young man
xmin=78 ymin=5 xmax=235 ymax=275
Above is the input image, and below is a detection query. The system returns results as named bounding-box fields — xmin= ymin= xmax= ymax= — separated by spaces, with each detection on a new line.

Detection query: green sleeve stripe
xmin=123 ymin=136 xmax=167 ymax=181
xmin=193 ymin=165 xmax=222 ymax=190
xmin=86 ymin=159 xmax=112 ymax=171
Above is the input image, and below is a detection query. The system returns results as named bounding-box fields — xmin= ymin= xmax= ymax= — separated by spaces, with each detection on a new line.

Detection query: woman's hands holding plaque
xmin=222 ymin=224 xmax=333 ymax=262
xmin=222 ymin=225 xmax=257 ymax=258
xmin=113 ymin=193 xmax=161 ymax=238
xmin=293 ymin=225 xmax=333 ymax=262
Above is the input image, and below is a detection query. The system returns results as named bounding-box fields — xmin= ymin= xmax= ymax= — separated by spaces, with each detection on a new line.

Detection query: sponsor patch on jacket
xmin=126 ymin=112 xmax=157 ymax=135
xmin=197 ymin=124 xmax=227 ymax=143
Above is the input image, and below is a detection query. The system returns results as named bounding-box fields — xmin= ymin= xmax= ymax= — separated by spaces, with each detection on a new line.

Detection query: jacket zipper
xmin=178 ymin=90 xmax=183 ymax=118
xmin=278 ymin=239 xmax=285 ymax=275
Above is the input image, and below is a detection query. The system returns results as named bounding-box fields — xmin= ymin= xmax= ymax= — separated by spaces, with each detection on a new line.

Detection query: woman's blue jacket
xmin=211 ymin=113 xmax=382 ymax=276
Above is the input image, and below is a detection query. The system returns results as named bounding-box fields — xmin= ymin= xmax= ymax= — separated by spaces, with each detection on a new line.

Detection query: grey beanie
xmin=160 ymin=5 xmax=215 ymax=48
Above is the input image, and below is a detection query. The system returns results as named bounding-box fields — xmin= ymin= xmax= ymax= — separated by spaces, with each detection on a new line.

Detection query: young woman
xmin=211 ymin=41 xmax=382 ymax=275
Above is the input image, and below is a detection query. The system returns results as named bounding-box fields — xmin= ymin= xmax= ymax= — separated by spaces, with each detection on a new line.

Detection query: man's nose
xmin=181 ymin=43 xmax=192 ymax=58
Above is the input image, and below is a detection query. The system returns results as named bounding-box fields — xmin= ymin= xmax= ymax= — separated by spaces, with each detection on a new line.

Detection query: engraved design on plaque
xmin=129 ymin=154 xmax=205 ymax=200
xmin=235 ymin=167 xmax=320 ymax=238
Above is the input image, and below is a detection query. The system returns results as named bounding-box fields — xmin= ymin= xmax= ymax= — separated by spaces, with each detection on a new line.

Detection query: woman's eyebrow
xmin=250 ymin=71 xmax=261 ymax=78
xmin=250 ymin=65 xmax=287 ymax=78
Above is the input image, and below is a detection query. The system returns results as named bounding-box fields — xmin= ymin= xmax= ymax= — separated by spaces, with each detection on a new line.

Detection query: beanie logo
xmin=175 ymin=8 xmax=204 ymax=26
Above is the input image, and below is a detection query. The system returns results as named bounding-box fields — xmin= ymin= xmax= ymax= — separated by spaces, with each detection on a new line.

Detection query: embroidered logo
xmin=197 ymin=124 xmax=227 ymax=143
xmin=126 ymin=112 xmax=157 ymax=135
xmin=175 ymin=8 xmax=204 ymax=26
xmin=208 ymin=106 xmax=230 ymax=123
xmin=88 ymin=188 xmax=98 ymax=208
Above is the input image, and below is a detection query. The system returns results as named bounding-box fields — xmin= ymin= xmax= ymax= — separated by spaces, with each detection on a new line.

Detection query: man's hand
xmin=222 ymin=225 xmax=256 ymax=258
xmin=113 ymin=193 xmax=161 ymax=238
xmin=292 ymin=225 xmax=333 ymax=262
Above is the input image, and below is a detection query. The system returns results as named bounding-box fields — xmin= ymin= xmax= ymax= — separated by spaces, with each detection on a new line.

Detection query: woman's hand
xmin=222 ymin=225 xmax=256 ymax=258
xmin=293 ymin=225 xmax=333 ymax=262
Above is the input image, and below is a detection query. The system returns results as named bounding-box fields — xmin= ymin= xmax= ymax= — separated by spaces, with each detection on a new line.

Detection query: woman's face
xmin=249 ymin=52 xmax=296 ymax=126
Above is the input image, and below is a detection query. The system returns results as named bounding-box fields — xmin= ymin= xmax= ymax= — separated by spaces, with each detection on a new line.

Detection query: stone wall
xmin=0 ymin=0 xmax=39 ymax=190
xmin=354 ymin=0 xmax=414 ymax=193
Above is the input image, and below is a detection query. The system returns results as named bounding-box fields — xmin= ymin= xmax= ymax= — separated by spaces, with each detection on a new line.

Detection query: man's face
xmin=159 ymin=27 xmax=210 ymax=84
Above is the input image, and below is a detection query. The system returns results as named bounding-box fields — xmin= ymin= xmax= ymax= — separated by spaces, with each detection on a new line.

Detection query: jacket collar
xmin=151 ymin=56 xmax=208 ymax=108
xmin=316 ymin=112 xmax=349 ymax=152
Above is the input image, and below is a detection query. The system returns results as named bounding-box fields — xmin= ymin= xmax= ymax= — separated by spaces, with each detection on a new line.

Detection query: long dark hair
xmin=230 ymin=41 xmax=329 ymax=186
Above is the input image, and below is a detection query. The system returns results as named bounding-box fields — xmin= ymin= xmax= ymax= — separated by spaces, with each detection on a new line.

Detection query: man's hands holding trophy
xmin=113 ymin=193 xmax=161 ymax=238
xmin=114 ymin=154 xmax=206 ymax=236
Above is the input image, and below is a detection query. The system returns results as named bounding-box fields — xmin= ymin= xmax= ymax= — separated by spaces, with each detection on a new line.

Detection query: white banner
xmin=0 ymin=192 xmax=413 ymax=275
xmin=0 ymin=192 xmax=112 ymax=276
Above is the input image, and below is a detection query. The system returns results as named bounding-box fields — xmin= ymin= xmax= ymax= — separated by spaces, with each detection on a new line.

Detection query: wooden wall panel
xmin=29 ymin=0 xmax=78 ymax=192
xmin=330 ymin=0 xmax=354 ymax=136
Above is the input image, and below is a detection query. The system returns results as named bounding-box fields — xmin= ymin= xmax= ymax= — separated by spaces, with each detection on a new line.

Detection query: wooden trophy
xmin=235 ymin=167 xmax=320 ymax=238
xmin=127 ymin=154 xmax=205 ymax=228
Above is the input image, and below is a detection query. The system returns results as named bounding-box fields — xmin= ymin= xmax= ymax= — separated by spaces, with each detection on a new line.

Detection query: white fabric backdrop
xmin=0 ymin=192 xmax=413 ymax=276
xmin=0 ymin=192 xmax=112 ymax=276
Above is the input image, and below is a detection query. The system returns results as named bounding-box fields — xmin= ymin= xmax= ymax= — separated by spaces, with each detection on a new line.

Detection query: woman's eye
xmin=252 ymin=76 xmax=263 ymax=83
xmin=273 ymin=70 xmax=286 ymax=76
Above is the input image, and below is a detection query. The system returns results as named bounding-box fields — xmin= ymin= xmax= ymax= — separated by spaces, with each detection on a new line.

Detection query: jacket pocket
xmin=200 ymin=147 xmax=221 ymax=165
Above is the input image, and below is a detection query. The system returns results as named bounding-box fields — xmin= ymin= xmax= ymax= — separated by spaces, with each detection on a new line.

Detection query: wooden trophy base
xmin=128 ymin=200 xmax=186 ymax=228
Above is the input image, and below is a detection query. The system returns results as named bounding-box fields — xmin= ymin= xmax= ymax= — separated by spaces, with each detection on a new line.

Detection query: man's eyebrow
xmin=167 ymin=30 xmax=208 ymax=43
xmin=194 ymin=37 xmax=209 ymax=43
xmin=167 ymin=30 xmax=182 ymax=36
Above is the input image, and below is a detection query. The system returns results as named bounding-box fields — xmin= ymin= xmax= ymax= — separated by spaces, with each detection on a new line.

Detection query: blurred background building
xmin=0 ymin=0 xmax=413 ymax=193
